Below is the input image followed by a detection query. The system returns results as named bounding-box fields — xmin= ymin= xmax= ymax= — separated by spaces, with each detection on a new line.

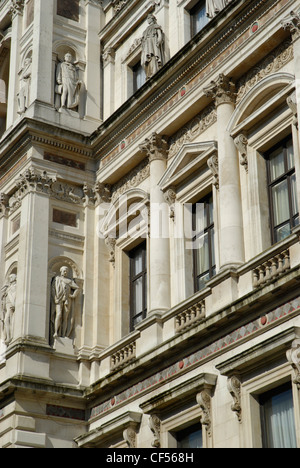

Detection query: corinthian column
xmin=204 ymin=74 xmax=244 ymax=269
xmin=140 ymin=133 xmax=171 ymax=314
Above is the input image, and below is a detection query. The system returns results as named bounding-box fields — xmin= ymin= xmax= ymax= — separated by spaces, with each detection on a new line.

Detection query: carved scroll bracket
xmin=287 ymin=338 xmax=300 ymax=389
xmin=234 ymin=133 xmax=248 ymax=173
xmin=227 ymin=375 xmax=242 ymax=423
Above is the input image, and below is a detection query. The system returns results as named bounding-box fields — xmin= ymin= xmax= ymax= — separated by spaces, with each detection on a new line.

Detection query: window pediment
xmin=159 ymin=141 xmax=217 ymax=192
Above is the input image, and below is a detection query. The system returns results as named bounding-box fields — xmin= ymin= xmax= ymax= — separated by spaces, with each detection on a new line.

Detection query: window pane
xmin=196 ymin=233 xmax=209 ymax=275
xmin=133 ymin=277 xmax=143 ymax=315
xmin=274 ymin=223 xmax=291 ymax=243
xmin=177 ymin=424 xmax=203 ymax=449
xmin=291 ymin=173 xmax=298 ymax=217
xmin=192 ymin=3 xmax=208 ymax=34
xmin=211 ymin=227 xmax=215 ymax=268
xmin=261 ymin=387 xmax=297 ymax=448
xmin=287 ymin=139 xmax=295 ymax=170
xmin=197 ymin=272 xmax=210 ymax=291
xmin=269 ymin=147 xmax=285 ymax=181
xmin=133 ymin=249 xmax=143 ymax=276
xmin=272 ymin=180 xmax=289 ymax=226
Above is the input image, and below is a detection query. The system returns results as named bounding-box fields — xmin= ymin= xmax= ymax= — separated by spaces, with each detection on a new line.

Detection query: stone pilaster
xmin=204 ymin=74 xmax=244 ymax=270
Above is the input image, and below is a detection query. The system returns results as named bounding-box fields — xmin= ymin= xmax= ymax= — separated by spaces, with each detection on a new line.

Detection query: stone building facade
xmin=0 ymin=0 xmax=300 ymax=449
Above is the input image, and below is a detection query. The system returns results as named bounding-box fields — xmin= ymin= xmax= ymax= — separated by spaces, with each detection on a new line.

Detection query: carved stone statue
xmin=51 ymin=266 xmax=80 ymax=339
xmin=141 ymin=14 xmax=165 ymax=80
xmin=206 ymin=0 xmax=232 ymax=19
xmin=55 ymin=53 xmax=82 ymax=110
xmin=1 ymin=274 xmax=17 ymax=345
xmin=17 ymin=57 xmax=32 ymax=115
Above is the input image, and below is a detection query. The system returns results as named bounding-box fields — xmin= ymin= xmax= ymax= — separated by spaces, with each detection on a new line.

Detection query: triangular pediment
xmin=159 ymin=141 xmax=217 ymax=191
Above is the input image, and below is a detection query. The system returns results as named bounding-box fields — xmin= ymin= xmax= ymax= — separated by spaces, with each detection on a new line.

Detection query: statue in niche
xmin=55 ymin=52 xmax=82 ymax=111
xmin=206 ymin=0 xmax=232 ymax=18
xmin=17 ymin=57 xmax=32 ymax=115
xmin=141 ymin=13 xmax=165 ymax=80
xmin=51 ymin=266 xmax=80 ymax=340
xmin=0 ymin=274 xmax=17 ymax=345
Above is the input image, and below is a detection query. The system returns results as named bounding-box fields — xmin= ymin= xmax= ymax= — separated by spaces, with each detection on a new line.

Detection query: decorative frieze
xmin=236 ymin=41 xmax=293 ymax=104
xmin=168 ymin=105 xmax=217 ymax=159
xmin=111 ymin=159 xmax=150 ymax=203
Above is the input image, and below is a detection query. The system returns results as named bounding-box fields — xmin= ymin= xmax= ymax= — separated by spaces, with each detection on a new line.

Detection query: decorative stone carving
xmin=207 ymin=154 xmax=219 ymax=189
xmin=149 ymin=414 xmax=161 ymax=448
xmin=234 ymin=133 xmax=248 ymax=172
xmin=9 ymin=0 xmax=25 ymax=17
xmin=163 ymin=187 xmax=176 ymax=220
xmin=206 ymin=0 xmax=232 ymax=19
xmin=50 ymin=266 xmax=80 ymax=340
xmin=1 ymin=274 xmax=17 ymax=345
xmin=123 ymin=426 xmax=137 ymax=449
xmin=141 ymin=14 xmax=165 ymax=80
xmin=236 ymin=41 xmax=293 ymax=104
xmin=286 ymin=339 xmax=300 ymax=388
xmin=227 ymin=376 xmax=242 ymax=423
xmin=93 ymin=182 xmax=111 ymax=205
xmin=204 ymin=74 xmax=236 ymax=106
xmin=139 ymin=133 xmax=168 ymax=162
xmin=197 ymin=390 xmax=212 ymax=437
xmin=287 ymin=91 xmax=298 ymax=128
xmin=282 ymin=9 xmax=300 ymax=39
xmin=102 ymin=48 xmax=116 ymax=66
xmin=17 ymin=57 xmax=32 ymax=115
xmin=111 ymin=159 xmax=150 ymax=203
xmin=55 ymin=53 xmax=82 ymax=111
xmin=113 ymin=0 xmax=127 ymax=12
xmin=105 ymin=237 xmax=116 ymax=267
xmin=0 ymin=194 xmax=9 ymax=218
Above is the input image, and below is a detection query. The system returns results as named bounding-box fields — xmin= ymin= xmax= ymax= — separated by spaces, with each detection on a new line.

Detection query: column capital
xmin=9 ymin=0 xmax=25 ymax=18
xmin=282 ymin=9 xmax=300 ymax=41
xmin=204 ymin=74 xmax=236 ymax=106
xmin=139 ymin=133 xmax=169 ymax=162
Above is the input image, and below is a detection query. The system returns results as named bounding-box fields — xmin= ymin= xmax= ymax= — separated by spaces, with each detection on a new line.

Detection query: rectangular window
xmin=57 ymin=0 xmax=80 ymax=22
xmin=133 ymin=62 xmax=146 ymax=93
xmin=53 ymin=208 xmax=77 ymax=227
xmin=129 ymin=242 xmax=147 ymax=330
xmin=266 ymin=137 xmax=299 ymax=244
xmin=259 ymin=383 xmax=297 ymax=448
xmin=191 ymin=1 xmax=208 ymax=36
xmin=176 ymin=423 xmax=203 ymax=448
xmin=193 ymin=195 xmax=215 ymax=292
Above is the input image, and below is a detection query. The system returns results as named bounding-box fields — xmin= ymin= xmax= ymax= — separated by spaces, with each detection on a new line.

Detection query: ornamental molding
xmin=286 ymin=338 xmax=300 ymax=389
xmin=236 ymin=40 xmax=293 ymax=104
xmin=9 ymin=0 xmax=25 ymax=17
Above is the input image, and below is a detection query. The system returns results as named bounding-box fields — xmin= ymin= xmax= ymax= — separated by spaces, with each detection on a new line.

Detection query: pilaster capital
xmin=204 ymin=74 xmax=236 ymax=106
xmin=139 ymin=133 xmax=169 ymax=163
xmin=9 ymin=0 xmax=25 ymax=18
xmin=282 ymin=9 xmax=300 ymax=41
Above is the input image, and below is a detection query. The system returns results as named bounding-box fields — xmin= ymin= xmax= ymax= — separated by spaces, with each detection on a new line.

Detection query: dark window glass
xmin=57 ymin=0 xmax=80 ymax=22
xmin=133 ymin=62 xmax=146 ymax=92
xmin=191 ymin=1 xmax=208 ymax=36
xmin=266 ymin=137 xmax=299 ymax=244
xmin=130 ymin=242 xmax=147 ymax=330
xmin=176 ymin=424 xmax=203 ymax=449
xmin=260 ymin=383 xmax=297 ymax=448
xmin=193 ymin=195 xmax=215 ymax=292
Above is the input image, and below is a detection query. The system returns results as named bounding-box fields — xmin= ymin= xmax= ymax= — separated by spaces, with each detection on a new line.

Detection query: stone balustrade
xmin=252 ymin=249 xmax=290 ymax=288
xmin=175 ymin=300 xmax=206 ymax=333
xmin=110 ymin=341 xmax=136 ymax=371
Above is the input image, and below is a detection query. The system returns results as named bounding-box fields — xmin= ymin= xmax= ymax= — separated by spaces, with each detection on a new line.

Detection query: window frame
xmin=192 ymin=194 xmax=215 ymax=292
xmin=129 ymin=241 xmax=147 ymax=331
xmin=132 ymin=60 xmax=146 ymax=94
xmin=190 ymin=0 xmax=208 ymax=36
xmin=265 ymin=136 xmax=299 ymax=245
